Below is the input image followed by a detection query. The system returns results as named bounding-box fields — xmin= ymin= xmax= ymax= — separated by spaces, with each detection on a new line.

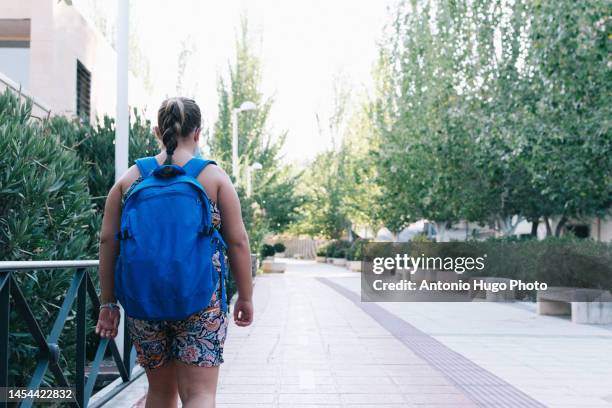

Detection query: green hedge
xmin=260 ymin=243 xmax=275 ymax=258
xmin=346 ymin=239 xmax=369 ymax=261
xmin=0 ymin=90 xmax=159 ymax=387
xmin=363 ymin=237 xmax=612 ymax=301
xmin=470 ymin=237 xmax=612 ymax=300
xmin=0 ymin=91 xmax=97 ymax=387
xmin=317 ymin=240 xmax=352 ymax=258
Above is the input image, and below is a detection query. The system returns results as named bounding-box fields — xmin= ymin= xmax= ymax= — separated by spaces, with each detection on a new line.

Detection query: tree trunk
xmin=530 ymin=219 xmax=539 ymax=237
xmin=435 ymin=221 xmax=449 ymax=242
xmin=544 ymin=217 xmax=552 ymax=236
xmin=555 ymin=215 xmax=568 ymax=237
xmin=498 ymin=215 xmax=523 ymax=236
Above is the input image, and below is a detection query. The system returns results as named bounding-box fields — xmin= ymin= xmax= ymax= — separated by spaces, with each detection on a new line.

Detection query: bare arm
xmin=99 ymin=182 xmax=123 ymax=303
xmin=218 ymin=172 xmax=253 ymax=325
xmin=96 ymin=182 xmax=123 ymax=338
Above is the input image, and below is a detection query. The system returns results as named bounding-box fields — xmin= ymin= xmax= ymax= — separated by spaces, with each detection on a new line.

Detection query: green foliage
xmin=49 ymin=111 xmax=158 ymax=212
xmin=346 ymin=239 xmax=369 ymax=261
xmin=293 ymin=150 xmax=350 ymax=239
xmin=273 ymin=242 xmax=286 ymax=253
xmin=338 ymin=105 xmax=382 ymax=231
xmin=0 ymin=90 xmax=98 ymax=386
xmin=0 ymin=91 xmax=96 ymax=262
xmin=411 ymin=234 xmax=433 ymax=243
xmin=470 ymin=237 xmax=612 ymax=300
xmin=208 ymin=16 xmax=302 ymax=251
xmin=260 ymin=244 xmax=275 ymax=259
xmin=293 ymin=82 xmax=379 ymax=240
xmin=324 ymin=240 xmax=352 ymax=259
xmin=0 ymin=90 xmax=159 ymax=386
xmin=316 ymin=245 xmax=328 ymax=257
xmin=370 ymin=0 xmax=611 ymax=238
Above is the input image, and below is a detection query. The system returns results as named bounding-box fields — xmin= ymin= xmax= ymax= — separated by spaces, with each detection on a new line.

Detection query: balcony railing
xmin=0 ymin=260 xmax=138 ymax=408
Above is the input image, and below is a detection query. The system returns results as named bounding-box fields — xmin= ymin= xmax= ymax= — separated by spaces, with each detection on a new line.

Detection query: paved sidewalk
xmin=329 ymin=274 xmax=612 ymax=407
xmin=106 ymin=259 xmax=612 ymax=407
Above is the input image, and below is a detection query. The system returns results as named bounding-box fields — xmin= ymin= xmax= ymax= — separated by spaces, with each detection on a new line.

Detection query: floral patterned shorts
xmin=126 ymin=281 xmax=228 ymax=370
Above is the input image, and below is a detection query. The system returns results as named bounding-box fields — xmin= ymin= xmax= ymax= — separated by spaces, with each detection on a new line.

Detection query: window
xmin=0 ymin=19 xmax=31 ymax=88
xmin=76 ymin=60 xmax=91 ymax=119
xmin=566 ymin=224 xmax=590 ymax=239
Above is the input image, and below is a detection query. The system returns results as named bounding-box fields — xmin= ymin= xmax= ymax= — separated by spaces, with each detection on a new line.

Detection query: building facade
xmin=0 ymin=0 xmax=153 ymax=121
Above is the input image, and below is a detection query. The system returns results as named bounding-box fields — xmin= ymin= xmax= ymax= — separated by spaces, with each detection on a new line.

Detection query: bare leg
xmin=144 ymin=361 xmax=179 ymax=408
xmin=175 ymin=361 xmax=220 ymax=408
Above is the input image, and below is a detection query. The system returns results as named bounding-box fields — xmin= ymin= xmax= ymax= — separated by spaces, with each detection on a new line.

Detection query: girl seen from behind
xmin=95 ymin=97 xmax=254 ymax=408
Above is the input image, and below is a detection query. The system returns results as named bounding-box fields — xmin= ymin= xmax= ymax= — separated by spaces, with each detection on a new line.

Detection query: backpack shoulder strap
xmin=135 ymin=157 xmax=160 ymax=178
xmin=183 ymin=158 xmax=217 ymax=179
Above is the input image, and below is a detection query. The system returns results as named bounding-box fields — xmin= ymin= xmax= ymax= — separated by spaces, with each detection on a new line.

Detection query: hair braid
xmin=157 ymin=97 xmax=202 ymax=165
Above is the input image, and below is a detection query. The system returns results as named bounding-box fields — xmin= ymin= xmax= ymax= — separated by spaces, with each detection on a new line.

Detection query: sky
xmin=77 ymin=0 xmax=393 ymax=164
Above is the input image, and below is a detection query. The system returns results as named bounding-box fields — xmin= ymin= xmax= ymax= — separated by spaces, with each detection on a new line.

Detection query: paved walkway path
xmin=103 ymin=259 xmax=612 ymax=407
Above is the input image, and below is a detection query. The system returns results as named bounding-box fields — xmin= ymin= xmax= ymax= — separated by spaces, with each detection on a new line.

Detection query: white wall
xmin=591 ymin=218 xmax=612 ymax=242
xmin=0 ymin=0 xmax=155 ymax=122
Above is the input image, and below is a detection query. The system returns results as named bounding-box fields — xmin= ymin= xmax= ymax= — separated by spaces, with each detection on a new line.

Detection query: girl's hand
xmin=233 ymin=298 xmax=253 ymax=327
xmin=96 ymin=307 xmax=121 ymax=338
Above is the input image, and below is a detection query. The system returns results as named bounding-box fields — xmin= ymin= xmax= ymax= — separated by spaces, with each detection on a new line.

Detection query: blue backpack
xmin=114 ymin=156 xmax=227 ymax=320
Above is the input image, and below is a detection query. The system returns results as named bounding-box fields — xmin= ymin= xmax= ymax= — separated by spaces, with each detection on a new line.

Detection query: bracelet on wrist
xmin=100 ymin=302 xmax=120 ymax=311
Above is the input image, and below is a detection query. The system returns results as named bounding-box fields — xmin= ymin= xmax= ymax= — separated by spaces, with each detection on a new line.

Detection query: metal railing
xmin=0 ymin=261 xmax=138 ymax=408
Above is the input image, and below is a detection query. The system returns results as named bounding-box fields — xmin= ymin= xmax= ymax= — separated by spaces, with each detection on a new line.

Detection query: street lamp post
xmin=115 ymin=0 xmax=129 ymax=182
xmin=231 ymin=101 xmax=257 ymax=185
xmin=246 ymin=162 xmax=263 ymax=197
xmin=115 ymin=0 xmax=129 ymax=366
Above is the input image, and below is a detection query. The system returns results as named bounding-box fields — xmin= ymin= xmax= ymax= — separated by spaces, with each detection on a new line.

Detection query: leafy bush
xmin=470 ymin=237 xmax=612 ymax=300
xmin=49 ymin=110 xmax=158 ymax=213
xmin=411 ymin=234 xmax=433 ymax=243
xmin=0 ymin=94 xmax=97 ymax=262
xmin=316 ymin=243 xmax=329 ymax=257
xmin=325 ymin=240 xmax=352 ymax=259
xmin=260 ymin=244 xmax=276 ymax=258
xmin=402 ymin=237 xmax=612 ymax=300
xmin=273 ymin=242 xmax=286 ymax=253
xmin=1 ymin=91 xmax=163 ymax=387
xmin=0 ymin=90 xmax=98 ymax=386
xmin=346 ymin=239 xmax=369 ymax=261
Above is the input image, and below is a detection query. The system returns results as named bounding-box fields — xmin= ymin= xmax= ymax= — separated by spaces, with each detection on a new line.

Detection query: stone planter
xmin=326 ymin=258 xmax=334 ymax=264
xmin=331 ymin=258 xmax=347 ymax=266
xmin=347 ymin=260 xmax=361 ymax=272
xmin=275 ymin=252 xmax=286 ymax=258
xmin=262 ymin=260 xmax=286 ymax=273
xmin=315 ymin=256 xmax=326 ymax=263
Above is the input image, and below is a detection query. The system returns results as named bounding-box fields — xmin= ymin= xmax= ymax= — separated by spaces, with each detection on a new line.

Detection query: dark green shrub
xmin=316 ymin=243 xmax=329 ymax=257
xmin=273 ymin=242 xmax=286 ymax=253
xmin=1 ymin=91 xmax=162 ymax=387
xmin=326 ymin=240 xmax=352 ymax=258
xmin=347 ymin=239 xmax=369 ymax=261
xmin=411 ymin=234 xmax=433 ymax=243
xmin=0 ymin=94 xmax=97 ymax=262
xmin=49 ymin=110 xmax=158 ymax=214
xmin=425 ymin=237 xmax=612 ymax=300
xmin=0 ymin=90 xmax=98 ymax=386
xmin=261 ymin=243 xmax=276 ymax=258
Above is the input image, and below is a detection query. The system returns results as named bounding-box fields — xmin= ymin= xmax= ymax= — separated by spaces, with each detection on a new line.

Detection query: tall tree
xmin=372 ymin=0 xmax=611 ymax=240
xmin=208 ymin=17 xmax=301 ymax=249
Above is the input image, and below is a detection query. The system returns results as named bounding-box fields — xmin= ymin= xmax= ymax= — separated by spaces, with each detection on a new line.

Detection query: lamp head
xmin=239 ymin=101 xmax=257 ymax=112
